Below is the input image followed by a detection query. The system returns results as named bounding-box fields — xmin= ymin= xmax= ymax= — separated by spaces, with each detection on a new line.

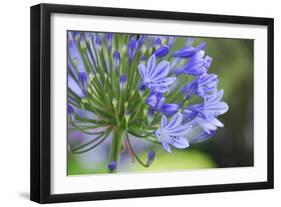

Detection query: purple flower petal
xmin=166 ymin=113 xmax=183 ymax=129
xmin=138 ymin=63 xmax=146 ymax=79
xmin=160 ymin=116 xmax=168 ymax=128
xmin=146 ymin=55 xmax=156 ymax=77
xmin=159 ymin=103 xmax=179 ymax=116
xmin=68 ymin=75 xmax=84 ymax=98
xmin=162 ymin=140 xmax=172 ymax=153
xmin=191 ymin=130 xmax=216 ymax=143
xmin=149 ymin=61 xmax=170 ymax=81
xmin=173 ymin=46 xmax=196 ymax=58
xmin=170 ymin=137 xmax=190 ymax=149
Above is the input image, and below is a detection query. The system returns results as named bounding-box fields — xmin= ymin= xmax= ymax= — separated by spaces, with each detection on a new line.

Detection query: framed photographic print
xmin=30 ymin=3 xmax=274 ymax=203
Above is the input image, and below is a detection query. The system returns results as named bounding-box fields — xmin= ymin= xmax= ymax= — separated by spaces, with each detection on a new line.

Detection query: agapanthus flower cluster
xmin=67 ymin=31 xmax=228 ymax=172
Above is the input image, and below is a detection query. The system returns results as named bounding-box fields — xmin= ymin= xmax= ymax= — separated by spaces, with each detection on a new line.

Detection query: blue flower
xmin=154 ymin=45 xmax=169 ymax=58
xmin=68 ymin=74 xmax=87 ymax=99
xmin=146 ymin=150 xmax=156 ymax=166
xmin=113 ymin=50 xmax=121 ymax=69
xmin=94 ymin=34 xmax=102 ymax=51
xmin=173 ymin=38 xmax=207 ymax=58
xmin=85 ymin=33 xmax=98 ymax=65
xmin=67 ymin=104 xmax=75 ymax=121
xmin=190 ymin=130 xmax=216 ymax=144
xmin=119 ymin=74 xmax=127 ymax=90
xmin=183 ymin=90 xmax=228 ymax=133
xmin=173 ymin=45 xmax=196 ymax=58
xmin=136 ymin=35 xmax=146 ymax=49
xmin=127 ymin=37 xmax=137 ymax=63
xmin=68 ymin=32 xmax=86 ymax=73
xmin=140 ymin=55 xmax=146 ymax=64
xmin=167 ymin=36 xmax=176 ymax=46
xmin=138 ymin=55 xmax=176 ymax=93
xmin=155 ymin=113 xmax=191 ymax=153
xmin=78 ymin=72 xmax=88 ymax=97
xmin=108 ymin=160 xmax=117 ymax=171
xmin=182 ymin=73 xmax=218 ymax=99
xmin=105 ymin=33 xmax=113 ymax=51
xmin=146 ymin=91 xmax=179 ymax=116
xmin=174 ymin=50 xmax=212 ymax=76
xmin=154 ymin=37 xmax=162 ymax=48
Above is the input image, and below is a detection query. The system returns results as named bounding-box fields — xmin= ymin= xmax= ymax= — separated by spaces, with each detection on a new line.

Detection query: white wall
xmin=0 ymin=0 xmax=279 ymax=206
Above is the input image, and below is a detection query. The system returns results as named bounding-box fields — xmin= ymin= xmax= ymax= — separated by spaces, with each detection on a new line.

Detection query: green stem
xmin=109 ymin=128 xmax=124 ymax=172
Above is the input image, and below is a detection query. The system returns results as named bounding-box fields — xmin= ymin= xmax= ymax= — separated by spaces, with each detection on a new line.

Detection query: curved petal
xmin=168 ymin=124 xmax=192 ymax=136
xmin=138 ymin=63 xmax=147 ymax=79
xmin=194 ymin=50 xmax=205 ymax=58
xmin=197 ymin=117 xmax=217 ymax=133
xmin=208 ymin=117 xmax=224 ymax=127
xmin=149 ymin=60 xmax=169 ymax=81
xmin=161 ymin=116 xmax=168 ymax=128
xmin=67 ymin=60 xmax=76 ymax=77
xmin=208 ymin=89 xmax=224 ymax=103
xmin=173 ymin=46 xmax=196 ymax=58
xmin=182 ymin=109 xmax=197 ymax=122
xmin=159 ymin=103 xmax=179 ymax=116
xmin=151 ymin=77 xmax=177 ymax=87
xmin=204 ymin=102 xmax=229 ymax=116
xmin=146 ymin=55 xmax=156 ymax=76
xmin=68 ymin=32 xmax=86 ymax=73
xmin=191 ymin=130 xmax=216 ymax=144
xmin=170 ymin=137 xmax=190 ymax=149
xmin=186 ymin=59 xmax=205 ymax=71
xmin=166 ymin=113 xmax=183 ymax=129
xmin=68 ymin=75 xmax=84 ymax=98
xmin=146 ymin=93 xmax=158 ymax=107
xmin=153 ymin=86 xmax=168 ymax=93
xmin=162 ymin=140 xmax=172 ymax=153
xmin=196 ymin=42 xmax=207 ymax=51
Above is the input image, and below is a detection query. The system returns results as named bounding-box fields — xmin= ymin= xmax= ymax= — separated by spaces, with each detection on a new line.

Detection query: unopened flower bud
xmin=140 ymin=55 xmax=146 ymax=64
xmin=105 ymin=33 xmax=113 ymax=52
xmin=113 ymin=50 xmax=121 ymax=69
xmin=112 ymin=98 xmax=118 ymax=108
xmin=94 ymin=35 xmax=102 ymax=51
xmin=119 ymin=74 xmax=127 ymax=91
xmin=146 ymin=150 xmax=156 ymax=166
xmin=124 ymin=102 xmax=129 ymax=109
xmin=147 ymin=109 xmax=154 ymax=124
xmin=124 ymin=111 xmax=131 ymax=122
xmin=67 ymin=105 xmax=75 ymax=121
xmin=108 ymin=160 xmax=116 ymax=171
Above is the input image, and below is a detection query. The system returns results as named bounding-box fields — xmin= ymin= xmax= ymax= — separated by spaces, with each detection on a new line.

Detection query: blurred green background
xmin=68 ymin=35 xmax=254 ymax=175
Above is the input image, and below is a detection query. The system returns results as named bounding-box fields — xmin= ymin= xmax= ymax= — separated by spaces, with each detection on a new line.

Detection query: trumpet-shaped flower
xmin=190 ymin=130 xmax=216 ymax=144
xmin=138 ymin=55 xmax=176 ymax=93
xmin=146 ymin=91 xmax=179 ymax=116
xmin=183 ymin=90 xmax=229 ymax=133
xmin=182 ymin=73 xmax=218 ymax=99
xmin=155 ymin=113 xmax=191 ymax=153
xmin=175 ymin=50 xmax=212 ymax=76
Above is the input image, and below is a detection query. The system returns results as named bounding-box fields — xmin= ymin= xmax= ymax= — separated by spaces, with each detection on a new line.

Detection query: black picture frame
xmin=30 ymin=3 xmax=274 ymax=204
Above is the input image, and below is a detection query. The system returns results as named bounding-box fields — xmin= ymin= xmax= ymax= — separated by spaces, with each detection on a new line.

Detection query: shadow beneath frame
xmin=18 ymin=192 xmax=30 ymax=200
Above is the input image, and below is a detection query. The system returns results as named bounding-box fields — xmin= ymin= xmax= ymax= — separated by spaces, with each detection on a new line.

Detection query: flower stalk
xmin=109 ymin=129 xmax=125 ymax=172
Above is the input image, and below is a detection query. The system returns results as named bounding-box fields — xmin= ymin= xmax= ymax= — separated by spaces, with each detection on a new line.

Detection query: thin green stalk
xmin=71 ymin=129 xmax=111 ymax=153
xmin=109 ymin=128 xmax=124 ymax=172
